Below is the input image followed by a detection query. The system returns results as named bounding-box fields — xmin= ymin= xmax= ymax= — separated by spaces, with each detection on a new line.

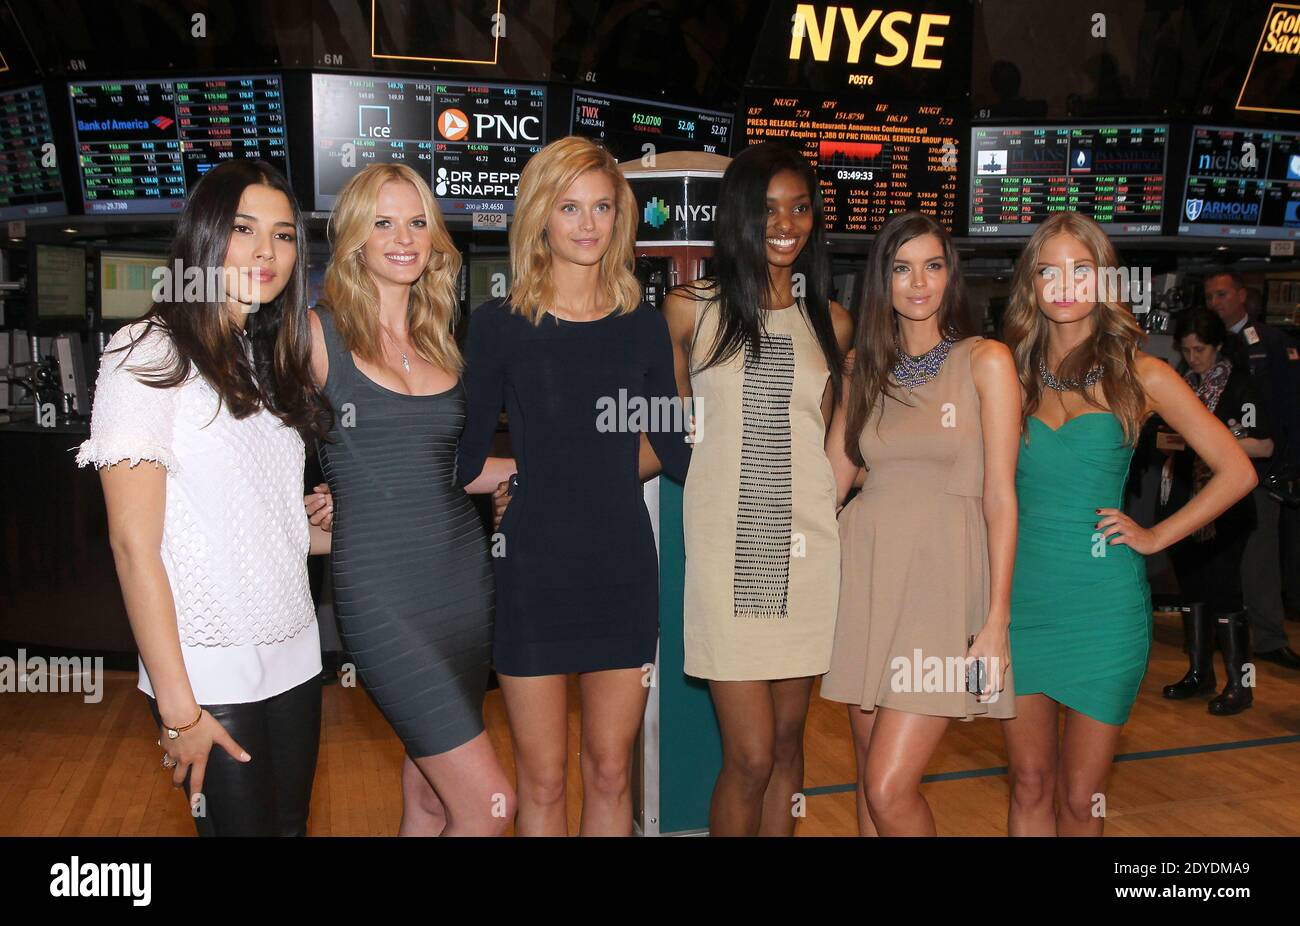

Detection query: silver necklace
xmin=892 ymin=335 xmax=954 ymax=388
xmin=380 ymin=325 xmax=411 ymax=373
xmin=1038 ymin=354 xmax=1103 ymax=392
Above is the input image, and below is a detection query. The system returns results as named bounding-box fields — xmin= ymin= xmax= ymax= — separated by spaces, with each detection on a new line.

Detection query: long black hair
xmin=686 ymin=142 xmax=842 ymax=402
xmin=122 ymin=159 xmax=329 ymax=440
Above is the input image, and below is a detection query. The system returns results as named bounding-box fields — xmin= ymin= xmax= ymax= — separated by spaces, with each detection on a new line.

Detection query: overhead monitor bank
xmin=968 ymin=125 xmax=1168 ymax=237
xmin=68 ymin=75 xmax=289 ymax=215
xmin=311 ymin=73 xmax=546 ymax=215
xmin=743 ymin=91 xmax=960 ymax=234
xmin=1178 ymin=125 xmax=1300 ymax=240
xmin=0 ymin=84 xmax=68 ymax=222
xmin=570 ymin=89 xmax=734 ymax=164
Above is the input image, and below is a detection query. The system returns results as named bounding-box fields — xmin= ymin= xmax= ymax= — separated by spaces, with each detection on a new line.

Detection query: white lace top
xmin=76 ymin=322 xmax=320 ymax=703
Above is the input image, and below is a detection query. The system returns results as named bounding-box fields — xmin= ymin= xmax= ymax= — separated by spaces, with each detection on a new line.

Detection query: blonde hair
xmin=322 ymin=163 xmax=463 ymax=371
xmin=1002 ymin=212 xmax=1147 ymax=444
xmin=508 ymin=136 xmax=642 ymax=324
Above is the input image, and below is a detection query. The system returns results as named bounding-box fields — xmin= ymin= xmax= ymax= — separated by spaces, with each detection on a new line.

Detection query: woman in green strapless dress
xmin=1011 ymin=412 xmax=1151 ymax=725
xmin=1000 ymin=213 xmax=1258 ymax=836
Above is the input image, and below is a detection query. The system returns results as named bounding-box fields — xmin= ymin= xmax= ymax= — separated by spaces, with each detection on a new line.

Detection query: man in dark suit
xmin=1205 ymin=270 xmax=1300 ymax=669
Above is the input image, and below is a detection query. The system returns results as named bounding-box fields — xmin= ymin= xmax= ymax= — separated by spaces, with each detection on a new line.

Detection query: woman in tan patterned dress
xmin=663 ymin=143 xmax=851 ymax=836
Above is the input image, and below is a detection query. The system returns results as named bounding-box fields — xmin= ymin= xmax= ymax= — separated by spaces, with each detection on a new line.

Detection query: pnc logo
xmin=644 ymin=197 xmax=670 ymax=229
xmin=438 ymin=108 xmax=470 ymax=141
xmin=152 ymin=115 xmax=174 ymax=131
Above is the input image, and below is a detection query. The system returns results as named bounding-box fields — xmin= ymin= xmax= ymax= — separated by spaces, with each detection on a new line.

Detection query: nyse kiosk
xmin=620 ymin=151 xmax=729 ymax=835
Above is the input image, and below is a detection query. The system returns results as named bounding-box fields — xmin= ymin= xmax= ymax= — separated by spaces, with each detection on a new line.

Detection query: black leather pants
xmin=146 ymin=674 xmax=322 ymax=836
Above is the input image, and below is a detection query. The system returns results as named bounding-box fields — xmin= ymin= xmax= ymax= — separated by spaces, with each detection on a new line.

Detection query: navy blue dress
xmin=456 ymin=298 xmax=690 ymax=676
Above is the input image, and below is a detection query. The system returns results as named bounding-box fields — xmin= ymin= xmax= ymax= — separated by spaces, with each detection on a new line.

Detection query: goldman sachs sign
xmin=1238 ymin=2 xmax=1300 ymax=115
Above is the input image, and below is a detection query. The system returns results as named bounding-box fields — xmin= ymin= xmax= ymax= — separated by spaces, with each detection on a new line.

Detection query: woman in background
xmin=1158 ymin=309 xmax=1273 ymax=716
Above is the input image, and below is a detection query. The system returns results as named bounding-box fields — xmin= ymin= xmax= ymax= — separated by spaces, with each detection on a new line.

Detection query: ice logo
xmin=643 ymin=196 xmax=670 ymax=229
xmin=1185 ymin=199 xmax=1204 ymax=222
xmin=436 ymin=167 xmax=448 ymax=197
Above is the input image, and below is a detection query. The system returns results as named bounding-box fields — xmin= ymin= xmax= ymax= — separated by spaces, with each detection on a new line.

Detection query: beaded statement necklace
xmin=892 ymin=335 xmax=955 ymax=388
xmin=1037 ymin=354 xmax=1103 ymax=392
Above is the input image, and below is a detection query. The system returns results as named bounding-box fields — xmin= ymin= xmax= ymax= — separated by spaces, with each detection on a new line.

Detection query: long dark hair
xmin=120 ymin=159 xmax=329 ymax=440
xmin=844 ymin=211 xmax=975 ymax=466
xmin=684 ymin=142 xmax=842 ymax=402
xmin=1173 ymin=308 xmax=1249 ymax=374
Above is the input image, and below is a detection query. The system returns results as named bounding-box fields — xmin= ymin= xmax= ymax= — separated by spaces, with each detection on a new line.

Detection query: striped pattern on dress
xmin=733 ymin=333 xmax=795 ymax=619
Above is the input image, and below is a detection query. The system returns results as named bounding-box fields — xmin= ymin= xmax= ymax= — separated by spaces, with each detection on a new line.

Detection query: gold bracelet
xmin=164 ymin=706 xmax=204 ymax=740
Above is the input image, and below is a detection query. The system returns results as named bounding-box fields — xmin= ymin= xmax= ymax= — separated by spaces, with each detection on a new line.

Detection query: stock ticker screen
xmin=742 ymin=93 xmax=959 ymax=234
xmin=1179 ymin=125 xmax=1300 ymax=240
xmin=0 ymin=84 xmax=67 ymax=222
xmin=570 ymin=89 xmax=733 ymax=163
xmin=312 ymin=73 xmax=546 ymax=215
xmin=968 ymin=125 xmax=1168 ymax=236
xmin=69 ymin=75 xmax=288 ymax=215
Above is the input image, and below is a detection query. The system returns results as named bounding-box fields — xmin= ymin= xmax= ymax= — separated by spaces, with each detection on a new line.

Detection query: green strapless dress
xmin=1009 ymin=413 xmax=1152 ymax=725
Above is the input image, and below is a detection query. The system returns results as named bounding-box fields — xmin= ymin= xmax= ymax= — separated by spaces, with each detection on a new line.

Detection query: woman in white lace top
xmin=76 ymin=160 xmax=332 ymax=836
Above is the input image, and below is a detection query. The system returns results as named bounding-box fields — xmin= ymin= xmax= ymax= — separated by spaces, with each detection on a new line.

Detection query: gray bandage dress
xmin=316 ymin=308 xmax=494 ymax=758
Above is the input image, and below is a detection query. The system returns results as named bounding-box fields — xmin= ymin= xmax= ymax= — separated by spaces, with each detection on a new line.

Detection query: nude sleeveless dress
xmin=682 ymin=295 xmax=840 ymax=681
xmin=821 ymin=337 xmax=1016 ymax=719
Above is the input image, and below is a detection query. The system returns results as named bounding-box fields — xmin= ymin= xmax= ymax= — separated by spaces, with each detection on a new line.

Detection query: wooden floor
xmin=3 ymin=612 xmax=1298 ymax=836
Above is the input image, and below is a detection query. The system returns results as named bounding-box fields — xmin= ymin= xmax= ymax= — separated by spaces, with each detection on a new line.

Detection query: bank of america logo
xmin=152 ymin=116 xmax=174 ymax=131
xmin=1185 ymin=199 xmax=1203 ymax=222
xmin=644 ymin=197 xmax=669 ymax=228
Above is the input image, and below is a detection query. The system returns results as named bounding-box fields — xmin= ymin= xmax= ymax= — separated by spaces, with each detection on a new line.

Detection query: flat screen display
xmin=312 ymin=73 xmax=546 ymax=216
xmin=0 ymin=84 xmax=67 ymax=222
xmin=99 ymin=251 xmax=168 ymax=320
xmin=571 ymin=89 xmax=732 ymax=163
xmin=743 ymin=93 xmax=960 ymax=234
xmin=969 ymin=124 xmax=1168 ymax=236
xmin=1178 ymin=125 xmax=1300 ymax=240
xmin=35 ymin=245 xmax=87 ymax=323
xmin=69 ymin=75 xmax=289 ymax=215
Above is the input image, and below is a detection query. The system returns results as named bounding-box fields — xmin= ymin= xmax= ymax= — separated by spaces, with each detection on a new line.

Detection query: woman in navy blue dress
xmin=456 ymin=136 xmax=691 ymax=835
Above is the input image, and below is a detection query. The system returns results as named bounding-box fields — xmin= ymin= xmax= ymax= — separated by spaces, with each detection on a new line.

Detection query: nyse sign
xmin=789 ymin=5 xmax=950 ymax=70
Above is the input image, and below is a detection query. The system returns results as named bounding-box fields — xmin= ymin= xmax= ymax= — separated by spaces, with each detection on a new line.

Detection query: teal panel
xmin=657 ymin=475 xmax=723 ymax=833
